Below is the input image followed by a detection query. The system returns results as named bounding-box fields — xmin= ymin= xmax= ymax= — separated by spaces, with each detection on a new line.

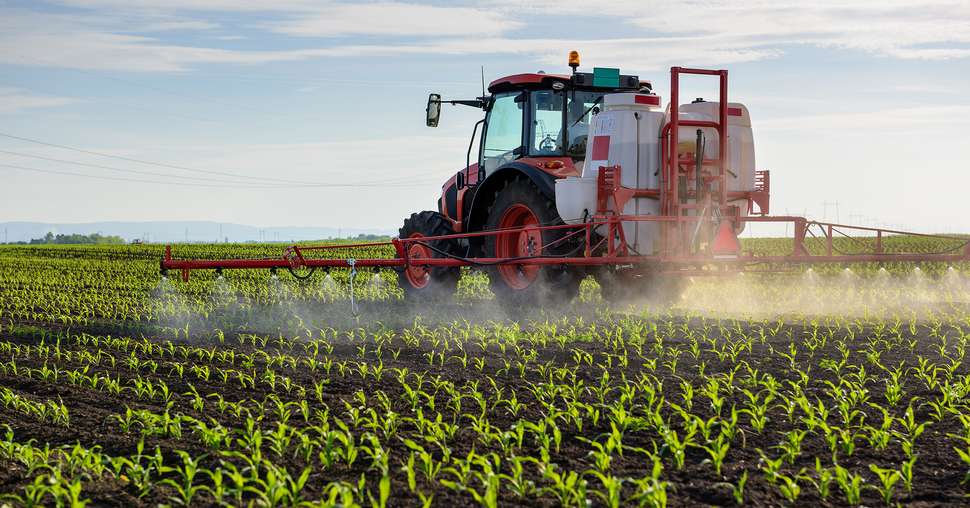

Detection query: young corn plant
xmin=868 ymin=464 xmax=901 ymax=504
xmin=834 ymin=464 xmax=864 ymax=506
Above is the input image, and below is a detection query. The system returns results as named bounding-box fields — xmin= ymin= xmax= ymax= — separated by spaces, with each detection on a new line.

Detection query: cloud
xmin=268 ymin=2 xmax=522 ymax=37
xmin=0 ymin=31 xmax=305 ymax=72
xmin=0 ymin=88 xmax=79 ymax=113
xmin=54 ymin=0 xmax=323 ymax=11
xmin=0 ymin=5 xmax=524 ymax=72
xmin=54 ymin=1 xmax=522 ymax=36
xmin=758 ymin=105 xmax=970 ymax=132
xmin=137 ymin=20 xmax=220 ymax=32
xmin=6 ymin=0 xmax=969 ymax=75
xmin=494 ymin=0 xmax=970 ymax=61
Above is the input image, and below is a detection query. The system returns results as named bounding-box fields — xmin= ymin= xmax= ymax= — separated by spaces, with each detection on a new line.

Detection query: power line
xmin=0 ymin=131 xmax=440 ymax=187
xmin=0 ymin=161 xmax=431 ymax=189
xmin=0 ymin=131 xmax=330 ymax=186
xmin=0 ymin=161 xmax=231 ymax=188
xmin=0 ymin=148 xmax=270 ymax=186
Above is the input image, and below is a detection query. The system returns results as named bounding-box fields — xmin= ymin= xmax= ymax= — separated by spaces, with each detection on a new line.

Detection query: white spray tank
xmin=555 ymin=92 xmax=664 ymax=254
xmin=670 ymin=100 xmax=756 ymax=229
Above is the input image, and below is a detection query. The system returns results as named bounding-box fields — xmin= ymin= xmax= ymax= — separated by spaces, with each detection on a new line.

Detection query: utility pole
xmin=822 ymin=201 xmax=840 ymax=223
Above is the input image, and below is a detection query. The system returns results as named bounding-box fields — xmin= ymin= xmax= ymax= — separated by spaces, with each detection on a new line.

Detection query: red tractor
xmin=401 ymin=52 xmax=654 ymax=304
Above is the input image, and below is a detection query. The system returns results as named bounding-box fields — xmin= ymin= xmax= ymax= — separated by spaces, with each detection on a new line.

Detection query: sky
xmin=1 ymin=0 xmax=969 ymax=235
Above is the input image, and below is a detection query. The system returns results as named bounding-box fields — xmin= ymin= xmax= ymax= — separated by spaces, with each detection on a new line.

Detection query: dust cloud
xmin=667 ymin=266 xmax=970 ymax=320
xmin=147 ymin=265 xmax=970 ymax=345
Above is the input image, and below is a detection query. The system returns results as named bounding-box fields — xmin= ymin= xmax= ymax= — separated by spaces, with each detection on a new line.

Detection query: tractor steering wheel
xmin=539 ymin=134 xmax=557 ymax=153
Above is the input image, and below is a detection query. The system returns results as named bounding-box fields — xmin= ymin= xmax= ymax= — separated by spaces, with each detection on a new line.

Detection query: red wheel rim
xmin=404 ymin=233 xmax=432 ymax=289
xmin=495 ymin=204 xmax=541 ymax=290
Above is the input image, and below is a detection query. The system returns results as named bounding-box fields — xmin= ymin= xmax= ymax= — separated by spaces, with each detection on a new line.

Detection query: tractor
xmin=400 ymin=51 xmax=756 ymax=304
xmin=161 ymin=52 xmax=970 ymax=307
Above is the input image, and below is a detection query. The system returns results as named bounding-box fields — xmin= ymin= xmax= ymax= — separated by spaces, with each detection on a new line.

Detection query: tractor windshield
xmin=481 ymin=92 xmax=525 ymax=173
xmin=529 ymin=89 xmax=603 ymax=159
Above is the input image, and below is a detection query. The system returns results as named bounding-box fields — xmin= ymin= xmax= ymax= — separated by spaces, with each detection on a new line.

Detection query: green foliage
xmin=0 ymin=239 xmax=968 ymax=505
xmin=28 ymin=232 xmax=125 ymax=245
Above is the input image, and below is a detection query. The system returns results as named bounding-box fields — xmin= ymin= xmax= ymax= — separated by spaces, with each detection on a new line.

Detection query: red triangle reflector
xmin=712 ymin=220 xmax=740 ymax=257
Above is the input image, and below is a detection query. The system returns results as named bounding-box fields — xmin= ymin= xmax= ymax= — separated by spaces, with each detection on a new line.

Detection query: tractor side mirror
xmin=426 ymin=93 xmax=441 ymax=127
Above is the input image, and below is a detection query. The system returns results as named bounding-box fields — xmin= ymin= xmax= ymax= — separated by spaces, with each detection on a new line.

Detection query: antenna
xmin=480 ymin=66 xmax=486 ymax=98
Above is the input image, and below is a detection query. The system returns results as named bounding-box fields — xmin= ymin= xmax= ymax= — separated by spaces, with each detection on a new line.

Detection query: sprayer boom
xmin=161 ymin=215 xmax=970 ymax=282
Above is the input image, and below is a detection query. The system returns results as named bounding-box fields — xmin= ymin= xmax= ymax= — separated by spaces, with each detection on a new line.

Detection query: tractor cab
xmin=426 ymin=60 xmax=650 ymax=185
xmin=479 ymin=76 xmax=635 ymax=174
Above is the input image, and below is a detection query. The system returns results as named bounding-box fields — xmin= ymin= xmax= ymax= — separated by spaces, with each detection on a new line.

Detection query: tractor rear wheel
xmin=483 ymin=177 xmax=583 ymax=307
xmin=397 ymin=211 xmax=461 ymax=299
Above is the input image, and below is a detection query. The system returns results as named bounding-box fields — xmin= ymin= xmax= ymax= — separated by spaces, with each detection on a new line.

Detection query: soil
xmin=0 ymin=302 xmax=968 ymax=507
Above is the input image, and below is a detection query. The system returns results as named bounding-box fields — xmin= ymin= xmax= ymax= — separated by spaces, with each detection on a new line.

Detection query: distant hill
xmin=0 ymin=221 xmax=394 ymax=244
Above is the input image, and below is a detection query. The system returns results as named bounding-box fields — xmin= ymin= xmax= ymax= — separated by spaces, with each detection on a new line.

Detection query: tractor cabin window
xmin=481 ymin=92 xmax=524 ymax=173
xmin=531 ymin=90 xmax=565 ymax=156
xmin=565 ymin=90 xmax=602 ymax=158
xmin=529 ymin=89 xmax=604 ymax=159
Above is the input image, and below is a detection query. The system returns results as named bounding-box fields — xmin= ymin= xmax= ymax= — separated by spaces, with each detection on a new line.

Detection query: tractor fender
xmin=465 ymin=162 xmax=557 ymax=235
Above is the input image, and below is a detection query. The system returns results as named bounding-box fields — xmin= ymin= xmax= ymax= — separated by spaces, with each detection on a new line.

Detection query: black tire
xmin=482 ymin=177 xmax=584 ymax=308
xmin=397 ymin=211 xmax=461 ymax=299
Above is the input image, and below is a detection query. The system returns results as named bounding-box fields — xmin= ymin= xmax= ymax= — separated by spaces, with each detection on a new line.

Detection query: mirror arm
xmin=446 ymin=99 xmax=487 ymax=109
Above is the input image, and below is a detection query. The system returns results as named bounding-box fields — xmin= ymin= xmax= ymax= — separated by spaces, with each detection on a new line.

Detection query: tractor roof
xmin=488 ymin=73 xmax=651 ymax=93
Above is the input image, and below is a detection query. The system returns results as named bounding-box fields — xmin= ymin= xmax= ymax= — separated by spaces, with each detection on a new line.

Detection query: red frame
xmin=163 ymin=216 xmax=970 ymax=282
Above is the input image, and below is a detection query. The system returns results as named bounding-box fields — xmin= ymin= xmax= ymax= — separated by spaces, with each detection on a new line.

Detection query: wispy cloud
xmin=136 ymin=20 xmax=220 ymax=32
xmin=5 ymin=0 xmax=969 ymax=74
xmin=758 ymin=105 xmax=970 ymax=132
xmin=267 ymin=2 xmax=523 ymax=37
xmin=0 ymin=87 xmax=79 ymax=113
xmin=497 ymin=0 xmax=970 ymax=61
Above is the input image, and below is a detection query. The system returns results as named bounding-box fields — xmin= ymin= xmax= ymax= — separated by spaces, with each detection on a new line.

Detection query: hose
xmin=347 ymin=259 xmax=359 ymax=316
xmin=286 ymin=265 xmax=317 ymax=280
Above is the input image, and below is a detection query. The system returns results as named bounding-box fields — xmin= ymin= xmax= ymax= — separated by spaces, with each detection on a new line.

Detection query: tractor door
xmin=480 ymin=91 xmax=526 ymax=174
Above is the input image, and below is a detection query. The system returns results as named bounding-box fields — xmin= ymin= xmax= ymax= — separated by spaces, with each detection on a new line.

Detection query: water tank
xmin=555 ymin=93 xmax=665 ymax=254
xmin=671 ymin=101 xmax=756 ymax=229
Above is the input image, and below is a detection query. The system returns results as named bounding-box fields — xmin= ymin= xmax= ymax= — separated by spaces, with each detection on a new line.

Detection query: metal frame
xmin=162 ymin=215 xmax=970 ymax=282
xmin=160 ymin=66 xmax=970 ymax=283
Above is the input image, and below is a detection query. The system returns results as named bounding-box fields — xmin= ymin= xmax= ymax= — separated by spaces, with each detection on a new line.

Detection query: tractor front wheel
xmin=483 ymin=178 xmax=583 ymax=308
xmin=397 ymin=211 xmax=461 ymax=299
